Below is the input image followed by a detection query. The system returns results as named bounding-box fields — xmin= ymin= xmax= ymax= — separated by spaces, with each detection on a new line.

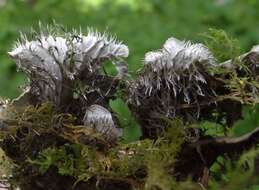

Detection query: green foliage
xmin=198 ymin=121 xmax=226 ymax=136
xmin=109 ymin=98 xmax=141 ymax=143
xmin=231 ymin=105 xmax=259 ymax=136
xmin=209 ymin=149 xmax=259 ymax=190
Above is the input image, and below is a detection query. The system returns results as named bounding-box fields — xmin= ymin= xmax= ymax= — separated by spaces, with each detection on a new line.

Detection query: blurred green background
xmin=1 ymin=0 xmax=259 ymax=99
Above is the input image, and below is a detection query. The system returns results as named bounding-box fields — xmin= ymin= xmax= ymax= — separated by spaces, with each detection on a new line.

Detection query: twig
xmin=191 ymin=127 xmax=259 ymax=155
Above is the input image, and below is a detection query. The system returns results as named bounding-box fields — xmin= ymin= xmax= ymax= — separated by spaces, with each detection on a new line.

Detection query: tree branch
xmin=193 ymin=127 xmax=259 ymax=155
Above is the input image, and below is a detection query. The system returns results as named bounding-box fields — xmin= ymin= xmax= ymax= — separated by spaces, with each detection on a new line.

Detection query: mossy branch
xmin=192 ymin=127 xmax=259 ymax=155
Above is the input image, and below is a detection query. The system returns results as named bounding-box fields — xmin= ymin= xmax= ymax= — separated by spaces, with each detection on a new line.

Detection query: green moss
xmin=201 ymin=28 xmax=241 ymax=62
xmin=0 ymin=148 xmax=13 ymax=178
xmin=26 ymin=119 xmax=185 ymax=188
xmin=1 ymin=103 xmax=187 ymax=188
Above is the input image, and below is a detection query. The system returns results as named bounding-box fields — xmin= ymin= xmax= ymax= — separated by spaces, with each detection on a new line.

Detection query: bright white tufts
xmin=8 ymin=30 xmax=129 ymax=104
xmin=131 ymin=36 xmax=216 ymax=105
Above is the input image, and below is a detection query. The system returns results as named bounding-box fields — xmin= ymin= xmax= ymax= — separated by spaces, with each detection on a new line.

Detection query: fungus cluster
xmin=130 ymin=37 xmax=216 ymax=105
xmin=128 ymin=37 xmax=219 ymax=138
xmin=8 ymin=29 xmax=128 ymax=141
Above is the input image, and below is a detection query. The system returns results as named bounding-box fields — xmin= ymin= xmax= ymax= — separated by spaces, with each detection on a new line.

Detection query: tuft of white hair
xmin=8 ymin=29 xmax=129 ymax=105
xmin=131 ymin=36 xmax=216 ymax=105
